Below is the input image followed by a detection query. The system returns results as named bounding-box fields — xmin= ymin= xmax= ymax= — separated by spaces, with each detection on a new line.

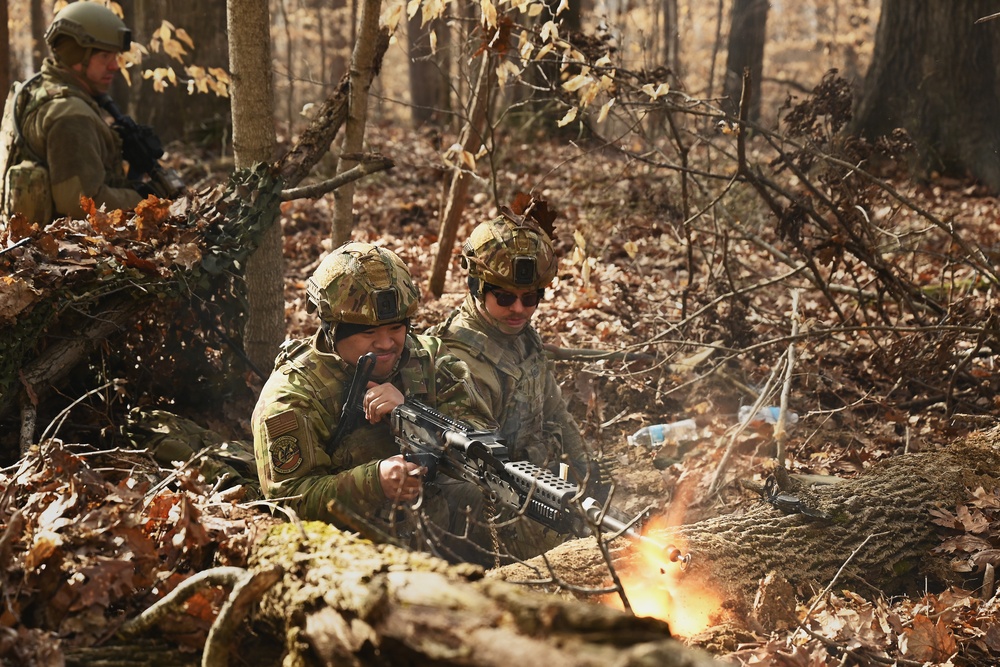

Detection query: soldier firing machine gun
xmin=391 ymin=399 xmax=691 ymax=565
xmin=95 ymin=94 xmax=185 ymax=199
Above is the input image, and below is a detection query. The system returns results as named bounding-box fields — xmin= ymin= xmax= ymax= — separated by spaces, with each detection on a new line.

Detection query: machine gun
xmin=95 ymin=94 xmax=185 ymax=198
xmin=392 ymin=400 xmax=661 ymax=544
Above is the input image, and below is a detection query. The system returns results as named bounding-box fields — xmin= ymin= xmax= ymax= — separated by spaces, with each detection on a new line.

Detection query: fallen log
xmin=491 ymin=436 xmax=1000 ymax=629
xmin=229 ymin=521 xmax=723 ymax=667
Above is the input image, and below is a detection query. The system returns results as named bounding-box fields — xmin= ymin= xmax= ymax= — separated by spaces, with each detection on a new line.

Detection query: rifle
xmin=326 ymin=352 xmax=377 ymax=456
xmin=392 ymin=400 xmax=677 ymax=550
xmin=94 ymin=94 xmax=185 ymax=198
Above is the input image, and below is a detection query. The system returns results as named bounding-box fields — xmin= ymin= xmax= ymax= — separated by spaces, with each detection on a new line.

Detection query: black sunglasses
xmin=490 ymin=288 xmax=544 ymax=308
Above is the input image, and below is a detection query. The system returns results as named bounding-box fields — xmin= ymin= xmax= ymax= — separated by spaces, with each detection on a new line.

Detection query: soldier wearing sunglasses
xmin=428 ymin=211 xmax=599 ymax=560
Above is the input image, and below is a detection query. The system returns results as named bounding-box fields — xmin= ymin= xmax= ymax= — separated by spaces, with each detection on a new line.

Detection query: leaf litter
xmin=4 ymin=125 xmax=1000 ymax=664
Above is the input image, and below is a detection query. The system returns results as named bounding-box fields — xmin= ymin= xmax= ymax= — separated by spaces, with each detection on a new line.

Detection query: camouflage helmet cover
xmin=45 ymin=1 xmax=132 ymax=53
xmin=306 ymin=242 xmax=420 ymax=326
xmin=461 ymin=211 xmax=557 ymax=293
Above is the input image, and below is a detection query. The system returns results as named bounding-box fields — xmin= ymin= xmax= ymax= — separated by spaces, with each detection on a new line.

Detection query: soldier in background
xmin=428 ymin=211 xmax=601 ymax=560
xmin=0 ymin=1 xmax=143 ymax=224
xmin=252 ymin=242 xmax=491 ymax=558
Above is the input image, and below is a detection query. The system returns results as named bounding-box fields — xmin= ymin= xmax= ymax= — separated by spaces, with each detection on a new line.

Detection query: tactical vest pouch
xmin=4 ymin=160 xmax=52 ymax=223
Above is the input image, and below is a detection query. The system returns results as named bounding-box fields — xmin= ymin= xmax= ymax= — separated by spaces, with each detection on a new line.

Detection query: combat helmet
xmin=306 ymin=242 xmax=420 ymax=326
xmin=45 ymin=1 xmax=132 ymax=54
xmin=461 ymin=210 xmax=557 ymax=298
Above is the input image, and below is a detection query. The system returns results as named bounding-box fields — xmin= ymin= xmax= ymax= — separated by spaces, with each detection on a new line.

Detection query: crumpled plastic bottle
xmin=628 ymin=419 xmax=700 ymax=448
xmin=738 ymin=405 xmax=799 ymax=425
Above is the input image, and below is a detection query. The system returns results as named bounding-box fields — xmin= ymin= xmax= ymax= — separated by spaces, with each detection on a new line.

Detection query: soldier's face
xmin=481 ymin=287 xmax=538 ymax=334
xmin=75 ymin=50 xmax=121 ymax=94
xmin=335 ymin=322 xmax=408 ymax=380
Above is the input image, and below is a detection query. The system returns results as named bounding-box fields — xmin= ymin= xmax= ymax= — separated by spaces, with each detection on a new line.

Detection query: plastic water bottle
xmin=628 ymin=419 xmax=699 ymax=448
xmin=738 ymin=406 xmax=799 ymax=425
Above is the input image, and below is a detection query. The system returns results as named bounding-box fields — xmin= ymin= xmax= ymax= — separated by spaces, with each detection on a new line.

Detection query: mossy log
xmin=237 ymin=521 xmax=721 ymax=667
xmin=491 ymin=438 xmax=1000 ymax=624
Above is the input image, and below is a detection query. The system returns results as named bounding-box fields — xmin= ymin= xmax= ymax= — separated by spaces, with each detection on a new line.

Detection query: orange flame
xmin=603 ymin=509 xmax=725 ymax=637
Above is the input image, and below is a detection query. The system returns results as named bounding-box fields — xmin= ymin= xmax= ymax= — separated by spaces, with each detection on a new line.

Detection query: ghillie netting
xmin=0 ymin=163 xmax=283 ymax=459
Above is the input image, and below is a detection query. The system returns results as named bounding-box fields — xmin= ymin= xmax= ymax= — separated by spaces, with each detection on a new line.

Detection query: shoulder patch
xmin=264 ymin=409 xmax=298 ymax=439
xmin=269 ymin=435 xmax=303 ymax=474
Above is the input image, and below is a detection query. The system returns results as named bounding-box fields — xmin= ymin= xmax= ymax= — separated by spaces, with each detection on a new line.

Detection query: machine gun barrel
xmin=581 ymin=496 xmax=691 ymax=566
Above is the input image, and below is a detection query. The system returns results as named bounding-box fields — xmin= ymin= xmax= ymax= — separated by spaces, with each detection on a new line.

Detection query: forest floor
xmin=5 ymin=122 xmax=1000 ymax=665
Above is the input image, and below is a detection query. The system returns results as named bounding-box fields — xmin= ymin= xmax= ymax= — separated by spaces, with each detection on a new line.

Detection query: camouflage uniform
xmin=253 ymin=243 xmax=492 ymax=560
xmin=427 ymin=212 xmax=597 ymax=561
xmin=252 ymin=331 xmax=487 ymax=538
xmin=122 ymin=407 xmax=260 ymax=500
xmin=430 ymin=295 xmax=590 ymax=476
xmin=2 ymin=59 xmax=142 ymax=222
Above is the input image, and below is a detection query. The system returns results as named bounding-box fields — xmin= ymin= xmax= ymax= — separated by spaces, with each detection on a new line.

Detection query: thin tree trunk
xmin=706 ymin=0 xmax=725 ymax=102
xmin=331 ymin=0 xmax=382 ymax=246
xmin=227 ymin=0 xmax=284 ymax=374
xmin=428 ymin=52 xmax=494 ymax=298
xmin=407 ymin=6 xmax=450 ymax=127
xmin=278 ymin=0 xmax=295 ymax=139
xmin=722 ymin=0 xmax=768 ymax=122
xmin=662 ymin=0 xmax=680 ymax=77
xmin=316 ymin=0 xmax=329 ymax=99
xmin=0 ymin=0 xmax=9 ymax=96
xmin=29 ymin=0 xmax=45 ymax=72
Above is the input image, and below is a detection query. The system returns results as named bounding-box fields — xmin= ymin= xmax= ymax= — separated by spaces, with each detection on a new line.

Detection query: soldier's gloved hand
xmin=132 ymin=182 xmax=156 ymax=197
xmin=378 ymin=455 xmax=424 ymax=502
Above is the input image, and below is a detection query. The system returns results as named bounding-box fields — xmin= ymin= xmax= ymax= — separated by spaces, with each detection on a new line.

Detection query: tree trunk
xmin=129 ymin=0 xmax=231 ymax=144
xmin=29 ymin=0 xmax=45 ymax=73
xmin=236 ymin=521 xmax=721 ymax=666
xmin=428 ymin=52 xmax=494 ymax=298
xmin=406 ymin=5 xmax=450 ymax=127
xmin=276 ymin=0 xmax=295 ymax=140
xmin=227 ymin=0 xmax=284 ymax=374
xmin=662 ymin=0 xmax=680 ymax=78
xmin=331 ymin=0 xmax=382 ymax=246
xmin=0 ymin=0 xmax=9 ymax=97
xmin=492 ymin=440 xmax=1000 ymax=626
xmin=850 ymin=0 xmax=1000 ymax=192
xmin=722 ymin=0 xmax=768 ymax=122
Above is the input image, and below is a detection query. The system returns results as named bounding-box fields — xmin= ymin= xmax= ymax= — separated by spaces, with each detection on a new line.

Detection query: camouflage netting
xmin=0 ymin=162 xmax=283 ymax=433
